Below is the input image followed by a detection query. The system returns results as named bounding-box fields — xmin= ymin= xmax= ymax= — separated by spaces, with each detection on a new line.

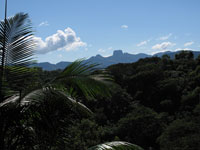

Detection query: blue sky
xmin=1 ymin=0 xmax=200 ymax=63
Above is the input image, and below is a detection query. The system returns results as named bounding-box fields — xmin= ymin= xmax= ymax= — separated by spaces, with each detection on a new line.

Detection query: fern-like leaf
xmin=88 ymin=141 xmax=144 ymax=150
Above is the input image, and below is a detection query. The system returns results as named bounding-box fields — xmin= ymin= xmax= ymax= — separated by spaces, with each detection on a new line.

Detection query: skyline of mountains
xmin=32 ymin=50 xmax=200 ymax=71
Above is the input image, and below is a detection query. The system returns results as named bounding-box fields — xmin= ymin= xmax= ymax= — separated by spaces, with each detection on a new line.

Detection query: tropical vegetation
xmin=0 ymin=13 xmax=144 ymax=150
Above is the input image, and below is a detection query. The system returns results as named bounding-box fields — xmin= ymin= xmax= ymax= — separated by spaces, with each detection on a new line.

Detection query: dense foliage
xmin=105 ymin=51 xmax=200 ymax=150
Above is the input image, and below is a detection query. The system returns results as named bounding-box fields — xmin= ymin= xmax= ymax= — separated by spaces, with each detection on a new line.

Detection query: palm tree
xmin=0 ymin=11 xmax=35 ymax=150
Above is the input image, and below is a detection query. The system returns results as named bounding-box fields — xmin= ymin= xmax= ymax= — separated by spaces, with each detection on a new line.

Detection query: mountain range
xmin=32 ymin=50 xmax=200 ymax=71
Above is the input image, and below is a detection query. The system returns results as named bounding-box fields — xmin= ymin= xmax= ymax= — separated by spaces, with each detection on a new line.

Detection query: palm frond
xmin=53 ymin=59 xmax=113 ymax=99
xmin=88 ymin=141 xmax=144 ymax=150
xmin=0 ymin=87 xmax=92 ymax=117
xmin=0 ymin=13 xmax=35 ymax=98
xmin=0 ymin=12 xmax=34 ymax=67
xmin=0 ymin=95 xmax=19 ymax=108
xmin=20 ymin=87 xmax=92 ymax=116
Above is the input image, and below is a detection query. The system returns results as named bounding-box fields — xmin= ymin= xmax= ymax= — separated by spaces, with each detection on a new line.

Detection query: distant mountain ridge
xmin=32 ymin=61 xmax=71 ymax=71
xmin=85 ymin=50 xmax=150 ymax=68
xmin=32 ymin=50 xmax=200 ymax=71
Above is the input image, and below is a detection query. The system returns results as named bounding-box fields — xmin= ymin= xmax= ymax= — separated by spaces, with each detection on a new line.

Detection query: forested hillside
xmin=27 ymin=50 xmax=200 ymax=150
xmin=106 ymin=51 xmax=200 ymax=149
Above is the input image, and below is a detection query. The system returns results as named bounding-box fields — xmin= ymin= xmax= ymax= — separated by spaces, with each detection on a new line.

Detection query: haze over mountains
xmin=33 ymin=50 xmax=200 ymax=71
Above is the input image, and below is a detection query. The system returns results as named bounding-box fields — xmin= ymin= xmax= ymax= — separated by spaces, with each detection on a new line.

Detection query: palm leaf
xmin=0 ymin=95 xmax=19 ymax=108
xmin=0 ymin=12 xmax=34 ymax=67
xmin=0 ymin=13 xmax=35 ymax=99
xmin=53 ymin=59 xmax=113 ymax=99
xmin=0 ymin=87 xmax=92 ymax=122
xmin=88 ymin=141 xmax=144 ymax=150
xmin=20 ymin=87 xmax=92 ymax=116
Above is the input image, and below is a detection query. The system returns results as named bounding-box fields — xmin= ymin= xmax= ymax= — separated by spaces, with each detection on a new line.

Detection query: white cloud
xmin=158 ymin=33 xmax=172 ymax=40
xmin=98 ymin=49 xmax=105 ymax=53
xmin=39 ymin=21 xmax=49 ymax=27
xmin=103 ymin=54 xmax=112 ymax=57
xmin=184 ymin=41 xmax=194 ymax=47
xmin=151 ymin=50 xmax=171 ymax=55
xmin=121 ymin=25 xmax=128 ymax=29
xmin=98 ymin=47 xmax=113 ymax=53
xmin=152 ymin=42 xmax=176 ymax=50
xmin=175 ymin=48 xmax=193 ymax=51
xmin=152 ymin=46 xmax=192 ymax=55
xmin=34 ymin=27 xmax=87 ymax=54
xmin=137 ymin=41 xmax=148 ymax=47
